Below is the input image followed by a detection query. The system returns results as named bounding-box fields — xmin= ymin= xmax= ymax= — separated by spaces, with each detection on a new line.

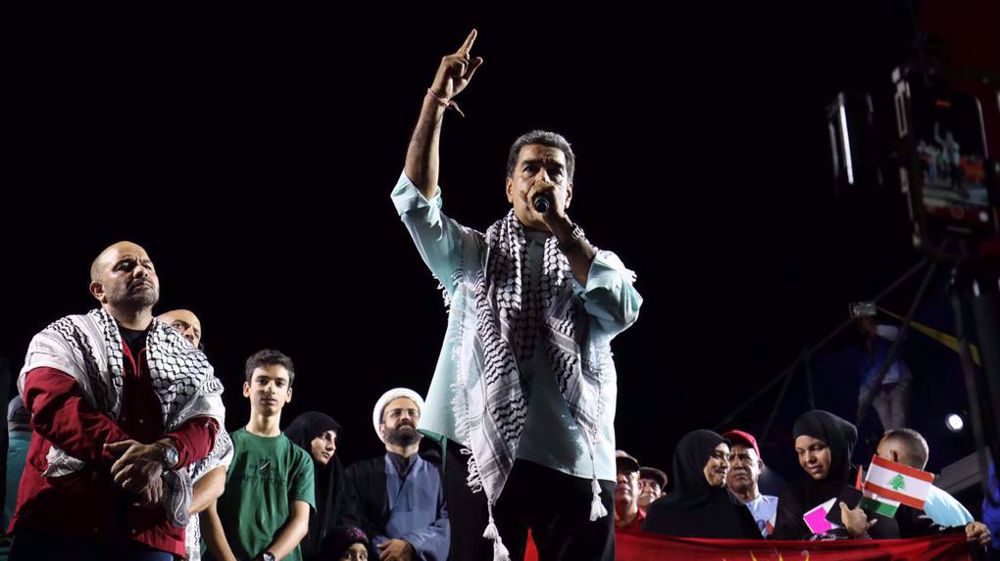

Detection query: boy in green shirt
xmin=205 ymin=349 xmax=315 ymax=561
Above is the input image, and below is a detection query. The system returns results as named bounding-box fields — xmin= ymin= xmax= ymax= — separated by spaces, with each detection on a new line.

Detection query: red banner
xmin=613 ymin=533 xmax=974 ymax=561
xmin=523 ymin=532 xmax=974 ymax=560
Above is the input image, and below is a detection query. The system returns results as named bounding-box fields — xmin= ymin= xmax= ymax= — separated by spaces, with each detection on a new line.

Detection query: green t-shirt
xmin=213 ymin=428 xmax=315 ymax=561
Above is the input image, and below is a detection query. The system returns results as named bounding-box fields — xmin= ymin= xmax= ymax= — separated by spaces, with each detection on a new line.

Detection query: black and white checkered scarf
xmin=19 ymin=308 xmax=226 ymax=477
xmin=468 ymin=210 xmax=607 ymax=559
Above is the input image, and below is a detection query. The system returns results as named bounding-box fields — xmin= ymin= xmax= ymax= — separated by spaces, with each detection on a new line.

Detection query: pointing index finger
xmin=457 ymin=29 xmax=478 ymax=57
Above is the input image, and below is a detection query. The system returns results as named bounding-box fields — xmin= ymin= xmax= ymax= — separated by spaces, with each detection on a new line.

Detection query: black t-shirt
xmin=119 ymin=325 xmax=147 ymax=358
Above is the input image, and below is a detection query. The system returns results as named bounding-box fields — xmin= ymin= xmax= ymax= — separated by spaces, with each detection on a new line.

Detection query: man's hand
xmin=377 ymin=538 xmax=415 ymax=561
xmin=429 ymin=29 xmax=484 ymax=101
xmin=134 ymin=475 xmax=164 ymax=508
xmin=526 ymin=180 xmax=571 ymax=232
xmin=840 ymin=501 xmax=876 ymax=539
xmin=106 ymin=439 xmax=164 ymax=496
xmin=965 ymin=521 xmax=991 ymax=546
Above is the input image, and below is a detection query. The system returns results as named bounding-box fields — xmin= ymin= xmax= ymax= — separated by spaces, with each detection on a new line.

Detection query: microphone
xmin=532 ymin=193 xmax=551 ymax=213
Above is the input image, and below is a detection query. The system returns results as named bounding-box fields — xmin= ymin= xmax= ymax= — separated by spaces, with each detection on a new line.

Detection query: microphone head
xmin=532 ymin=195 xmax=550 ymax=213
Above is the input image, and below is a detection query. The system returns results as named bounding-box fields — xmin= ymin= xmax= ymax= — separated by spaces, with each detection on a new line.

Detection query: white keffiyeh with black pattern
xmin=18 ymin=308 xmax=226 ymax=477
xmin=465 ymin=210 xmax=607 ymax=559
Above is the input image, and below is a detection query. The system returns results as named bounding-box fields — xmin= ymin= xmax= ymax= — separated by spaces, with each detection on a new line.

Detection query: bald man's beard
xmin=385 ymin=424 xmax=422 ymax=447
xmin=120 ymin=287 xmax=159 ymax=310
xmin=105 ymin=279 xmax=160 ymax=311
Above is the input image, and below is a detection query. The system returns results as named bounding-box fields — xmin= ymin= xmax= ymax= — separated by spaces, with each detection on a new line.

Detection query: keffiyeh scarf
xmin=464 ymin=210 xmax=607 ymax=560
xmin=19 ymin=308 xmax=226 ymax=477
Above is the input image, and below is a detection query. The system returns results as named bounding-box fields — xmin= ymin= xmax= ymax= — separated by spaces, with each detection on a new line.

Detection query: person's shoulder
xmin=415 ymin=454 xmax=445 ymax=479
xmin=645 ymin=495 xmax=670 ymax=515
xmin=31 ymin=313 xmax=91 ymax=338
xmin=287 ymin=439 xmax=312 ymax=464
xmin=776 ymin=480 xmax=806 ymax=504
xmin=346 ymin=455 xmax=386 ymax=474
xmin=227 ymin=428 xmax=253 ymax=455
xmin=930 ymin=485 xmax=966 ymax=508
xmin=49 ymin=312 xmax=91 ymax=325
xmin=928 ymin=484 xmax=953 ymax=498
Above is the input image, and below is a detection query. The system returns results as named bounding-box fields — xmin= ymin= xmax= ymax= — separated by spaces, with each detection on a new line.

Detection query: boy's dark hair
xmin=245 ymin=349 xmax=296 ymax=386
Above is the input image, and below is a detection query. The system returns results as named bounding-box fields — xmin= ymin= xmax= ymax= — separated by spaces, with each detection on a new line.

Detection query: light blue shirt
xmin=377 ymin=455 xmax=450 ymax=561
xmin=392 ymin=172 xmax=642 ymax=481
xmin=924 ymin=484 xmax=974 ymax=527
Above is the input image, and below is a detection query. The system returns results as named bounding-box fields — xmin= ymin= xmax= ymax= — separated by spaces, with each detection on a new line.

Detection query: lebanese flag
xmin=863 ymin=455 xmax=935 ymax=510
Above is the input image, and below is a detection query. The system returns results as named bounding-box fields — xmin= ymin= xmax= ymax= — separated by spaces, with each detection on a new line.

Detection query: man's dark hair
xmin=506 ymin=130 xmax=576 ymax=181
xmin=245 ymin=349 xmax=296 ymax=386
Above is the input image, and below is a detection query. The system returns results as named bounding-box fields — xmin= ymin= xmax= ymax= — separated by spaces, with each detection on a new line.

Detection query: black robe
xmin=644 ymin=429 xmax=762 ymax=539
xmin=342 ymin=456 xmax=391 ymax=542
xmin=284 ymin=412 xmax=346 ymax=560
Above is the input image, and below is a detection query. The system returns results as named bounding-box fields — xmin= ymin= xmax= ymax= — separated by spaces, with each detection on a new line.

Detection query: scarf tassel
xmin=589 ymin=477 xmax=608 ymax=521
xmin=482 ymin=508 xmax=511 ymax=561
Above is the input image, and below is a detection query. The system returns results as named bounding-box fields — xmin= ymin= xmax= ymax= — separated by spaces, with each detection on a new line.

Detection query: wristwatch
xmin=260 ymin=551 xmax=276 ymax=561
xmin=156 ymin=442 xmax=179 ymax=470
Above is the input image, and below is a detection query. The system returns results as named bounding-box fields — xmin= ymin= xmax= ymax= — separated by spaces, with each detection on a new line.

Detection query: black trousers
xmin=441 ymin=438 xmax=614 ymax=561
xmin=9 ymin=528 xmax=177 ymax=560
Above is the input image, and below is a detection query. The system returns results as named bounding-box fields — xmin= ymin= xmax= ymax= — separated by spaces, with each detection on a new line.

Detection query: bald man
xmin=159 ymin=308 xmax=234 ymax=561
xmin=10 ymin=241 xmax=226 ymax=561
xmin=876 ymin=429 xmax=976 ymax=526
xmin=158 ymin=309 xmax=203 ymax=350
xmin=876 ymin=428 xmax=990 ymax=545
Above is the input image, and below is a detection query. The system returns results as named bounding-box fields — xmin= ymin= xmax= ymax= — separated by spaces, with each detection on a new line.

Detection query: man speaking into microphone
xmin=390 ymin=29 xmax=642 ymax=561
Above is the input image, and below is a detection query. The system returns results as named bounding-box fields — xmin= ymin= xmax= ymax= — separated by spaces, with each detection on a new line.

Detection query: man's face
xmin=242 ymin=364 xmax=293 ymax=416
xmin=703 ymin=442 xmax=731 ymax=487
xmin=310 ymin=429 xmax=337 ymax=466
xmin=726 ymin=444 xmax=762 ymax=495
xmin=380 ymin=397 xmax=421 ymax=447
xmin=637 ymin=478 xmax=662 ymax=509
xmin=615 ymin=467 xmax=641 ymax=509
xmin=505 ymin=144 xmax=573 ymax=231
xmin=159 ymin=310 xmax=202 ymax=348
xmin=90 ymin=243 xmax=160 ymax=310
xmin=795 ymin=435 xmax=832 ymax=480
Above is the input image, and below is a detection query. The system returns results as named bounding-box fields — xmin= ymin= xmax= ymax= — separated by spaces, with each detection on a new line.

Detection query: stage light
xmin=946 ymin=413 xmax=964 ymax=433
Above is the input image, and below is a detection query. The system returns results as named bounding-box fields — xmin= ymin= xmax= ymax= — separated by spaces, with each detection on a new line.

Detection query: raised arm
xmin=404 ymin=29 xmax=483 ymax=197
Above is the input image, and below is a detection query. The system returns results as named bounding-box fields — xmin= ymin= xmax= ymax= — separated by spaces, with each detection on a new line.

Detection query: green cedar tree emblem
xmin=889 ymin=474 xmax=905 ymax=491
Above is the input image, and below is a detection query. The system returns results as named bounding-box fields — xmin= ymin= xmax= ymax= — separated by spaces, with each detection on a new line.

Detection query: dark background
xmin=2 ymin=2 xmax=998 ymax=483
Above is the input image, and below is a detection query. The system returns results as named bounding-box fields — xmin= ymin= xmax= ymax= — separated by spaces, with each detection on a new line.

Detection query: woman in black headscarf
xmin=772 ymin=409 xmax=887 ymax=540
xmin=644 ymin=429 xmax=762 ymax=539
xmin=285 ymin=411 xmax=346 ymax=560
